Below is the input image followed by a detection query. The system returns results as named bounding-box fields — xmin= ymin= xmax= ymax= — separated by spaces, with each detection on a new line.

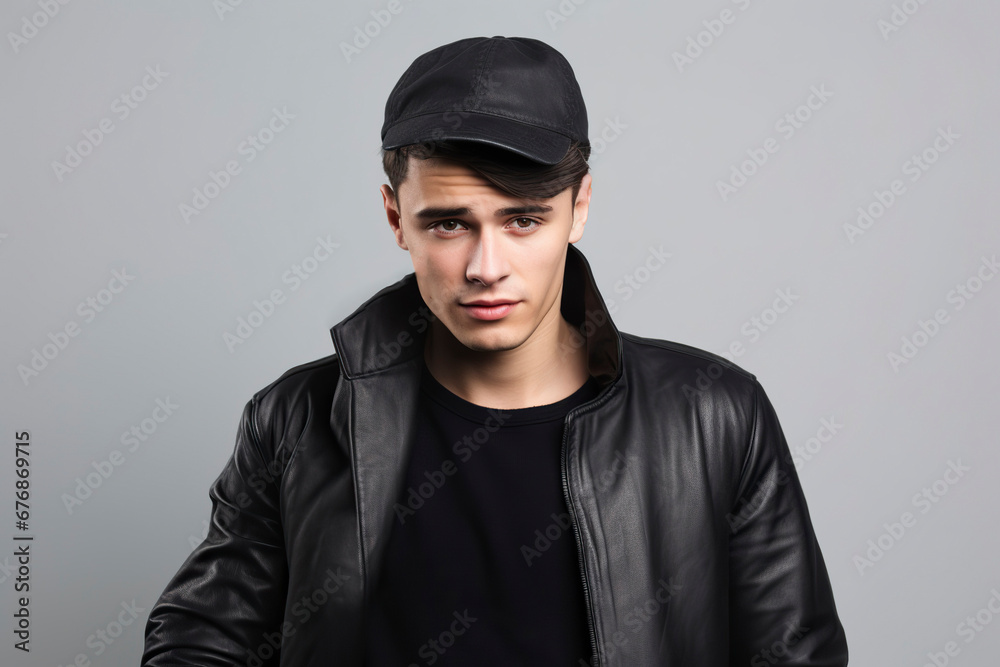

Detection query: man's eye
xmin=432 ymin=220 xmax=465 ymax=232
xmin=511 ymin=217 xmax=540 ymax=231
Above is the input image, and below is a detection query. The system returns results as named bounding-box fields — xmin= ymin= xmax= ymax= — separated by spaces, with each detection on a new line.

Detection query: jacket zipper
xmin=561 ymin=408 xmax=600 ymax=667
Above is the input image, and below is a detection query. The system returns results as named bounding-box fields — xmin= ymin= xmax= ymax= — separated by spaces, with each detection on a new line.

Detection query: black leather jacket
xmin=142 ymin=244 xmax=848 ymax=666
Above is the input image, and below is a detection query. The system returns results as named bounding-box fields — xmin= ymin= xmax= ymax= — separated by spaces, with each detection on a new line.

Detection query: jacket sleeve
xmin=142 ymin=396 xmax=289 ymax=666
xmin=726 ymin=379 xmax=848 ymax=666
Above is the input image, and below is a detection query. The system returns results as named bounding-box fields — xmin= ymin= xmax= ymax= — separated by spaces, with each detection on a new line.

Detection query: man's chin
xmin=451 ymin=329 xmax=525 ymax=354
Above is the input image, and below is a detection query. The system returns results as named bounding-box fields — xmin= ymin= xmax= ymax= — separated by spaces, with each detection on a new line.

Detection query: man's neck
xmin=422 ymin=313 xmax=590 ymax=411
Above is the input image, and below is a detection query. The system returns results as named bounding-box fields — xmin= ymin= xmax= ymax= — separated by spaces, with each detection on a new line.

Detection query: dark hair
xmin=380 ymin=139 xmax=591 ymax=208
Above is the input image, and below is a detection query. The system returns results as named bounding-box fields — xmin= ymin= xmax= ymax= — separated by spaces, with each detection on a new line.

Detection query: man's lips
xmin=459 ymin=300 xmax=519 ymax=320
xmin=461 ymin=300 xmax=518 ymax=307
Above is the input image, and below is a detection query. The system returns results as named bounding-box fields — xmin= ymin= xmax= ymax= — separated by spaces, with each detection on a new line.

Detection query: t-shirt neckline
xmin=419 ymin=361 xmax=601 ymax=426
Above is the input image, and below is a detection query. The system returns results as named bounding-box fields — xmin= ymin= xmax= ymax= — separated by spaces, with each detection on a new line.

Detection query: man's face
xmin=381 ymin=155 xmax=591 ymax=353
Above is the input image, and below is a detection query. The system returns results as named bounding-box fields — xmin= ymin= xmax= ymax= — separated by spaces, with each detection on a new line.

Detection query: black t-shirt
xmin=363 ymin=360 xmax=603 ymax=666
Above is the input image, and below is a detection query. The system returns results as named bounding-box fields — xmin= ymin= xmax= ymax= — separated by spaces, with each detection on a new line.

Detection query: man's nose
xmin=466 ymin=229 xmax=507 ymax=285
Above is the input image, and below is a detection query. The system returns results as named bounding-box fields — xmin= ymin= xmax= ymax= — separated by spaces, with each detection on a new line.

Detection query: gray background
xmin=2 ymin=1 xmax=998 ymax=665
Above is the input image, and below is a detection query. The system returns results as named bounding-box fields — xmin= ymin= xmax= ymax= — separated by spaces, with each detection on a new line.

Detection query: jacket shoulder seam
xmin=619 ymin=332 xmax=758 ymax=382
xmin=250 ymin=353 xmax=342 ymax=403
xmin=733 ymin=378 xmax=763 ymax=509
xmin=247 ymin=354 xmax=342 ymax=477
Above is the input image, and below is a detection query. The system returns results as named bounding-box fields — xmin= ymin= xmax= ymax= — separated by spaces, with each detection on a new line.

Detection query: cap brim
xmin=382 ymin=112 xmax=572 ymax=165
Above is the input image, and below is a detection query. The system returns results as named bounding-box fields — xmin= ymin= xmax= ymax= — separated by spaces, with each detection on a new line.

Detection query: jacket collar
xmin=329 ymin=242 xmax=623 ymax=388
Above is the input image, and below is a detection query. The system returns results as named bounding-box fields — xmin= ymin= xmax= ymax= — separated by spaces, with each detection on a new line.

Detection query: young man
xmin=142 ymin=37 xmax=848 ymax=666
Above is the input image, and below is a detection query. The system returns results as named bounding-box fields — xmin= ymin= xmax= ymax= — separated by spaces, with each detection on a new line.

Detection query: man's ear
xmin=569 ymin=173 xmax=592 ymax=244
xmin=381 ymin=184 xmax=408 ymax=251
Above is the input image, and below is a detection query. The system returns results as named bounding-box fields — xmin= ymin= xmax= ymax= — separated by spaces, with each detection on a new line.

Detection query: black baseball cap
xmin=381 ymin=36 xmax=589 ymax=165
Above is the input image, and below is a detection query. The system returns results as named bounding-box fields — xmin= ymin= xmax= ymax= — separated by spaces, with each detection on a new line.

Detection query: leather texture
xmin=142 ymin=243 xmax=849 ymax=666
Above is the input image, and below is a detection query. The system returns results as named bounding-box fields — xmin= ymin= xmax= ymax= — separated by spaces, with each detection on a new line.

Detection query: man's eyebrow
xmin=413 ymin=204 xmax=553 ymax=220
